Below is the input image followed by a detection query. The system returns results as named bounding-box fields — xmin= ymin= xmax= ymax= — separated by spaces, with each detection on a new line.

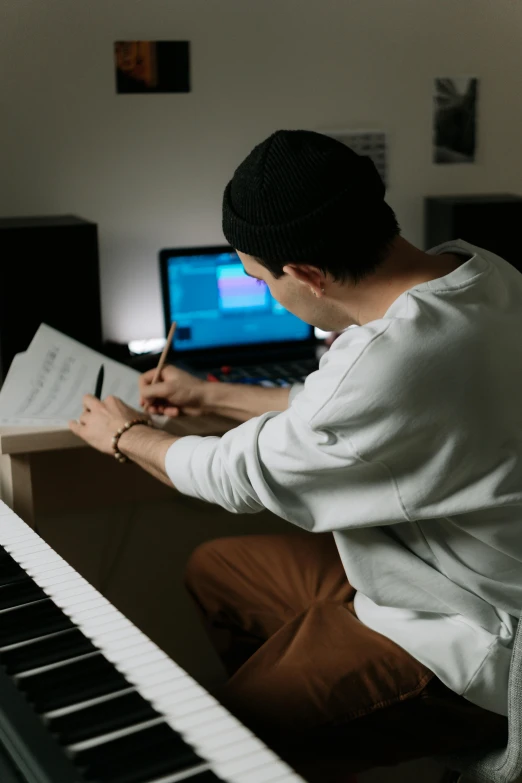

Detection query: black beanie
xmin=222 ymin=129 xmax=385 ymax=262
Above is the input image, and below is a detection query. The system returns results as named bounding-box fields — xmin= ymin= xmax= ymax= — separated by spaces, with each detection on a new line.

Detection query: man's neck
xmin=343 ymin=237 xmax=467 ymax=326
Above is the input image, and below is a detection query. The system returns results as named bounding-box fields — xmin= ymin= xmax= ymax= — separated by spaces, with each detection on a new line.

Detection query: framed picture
xmin=114 ymin=41 xmax=190 ymax=94
xmin=433 ymin=77 xmax=478 ymax=164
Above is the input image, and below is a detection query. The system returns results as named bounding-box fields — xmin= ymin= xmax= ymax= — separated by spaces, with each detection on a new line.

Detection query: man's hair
xmin=254 ymin=201 xmax=401 ymax=284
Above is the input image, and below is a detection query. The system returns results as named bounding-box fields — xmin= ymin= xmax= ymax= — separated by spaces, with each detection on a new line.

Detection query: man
xmin=71 ymin=130 xmax=520 ymax=780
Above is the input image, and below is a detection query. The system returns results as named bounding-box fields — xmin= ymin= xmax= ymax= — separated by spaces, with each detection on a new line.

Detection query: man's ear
xmin=283 ymin=264 xmax=325 ymax=296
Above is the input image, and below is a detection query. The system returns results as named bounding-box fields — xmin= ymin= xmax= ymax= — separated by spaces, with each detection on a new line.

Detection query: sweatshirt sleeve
xmin=288 ymin=382 xmax=305 ymax=405
xmin=164 ymin=403 xmax=408 ymax=532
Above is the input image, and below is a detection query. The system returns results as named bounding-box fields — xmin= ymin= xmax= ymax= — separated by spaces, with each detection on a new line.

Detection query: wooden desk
xmin=0 ymin=416 xmax=289 ymax=686
xmin=0 ymin=414 xmax=234 ymax=526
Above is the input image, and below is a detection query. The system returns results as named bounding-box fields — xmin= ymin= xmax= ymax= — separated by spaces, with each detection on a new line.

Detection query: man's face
xmin=237 ymin=251 xmax=355 ymax=331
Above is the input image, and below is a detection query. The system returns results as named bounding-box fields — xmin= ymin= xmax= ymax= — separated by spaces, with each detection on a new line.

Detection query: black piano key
xmin=190 ymin=773 xmax=227 ymax=782
xmin=18 ymin=653 xmax=130 ymax=712
xmin=50 ymin=690 xmax=159 ymax=745
xmin=0 ymin=599 xmax=74 ymax=647
xmin=0 ymin=661 xmax=83 ymax=783
xmin=74 ymin=722 xmax=202 ymax=783
xmin=0 ymin=578 xmax=46 ymax=611
xmin=0 ymin=738 xmax=30 ymax=783
xmin=0 ymin=551 xmax=28 ymax=586
xmin=0 ymin=628 xmax=95 ymax=675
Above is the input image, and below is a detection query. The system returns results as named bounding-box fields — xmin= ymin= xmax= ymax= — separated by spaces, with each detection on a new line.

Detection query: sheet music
xmin=0 ymin=325 xmax=142 ymax=426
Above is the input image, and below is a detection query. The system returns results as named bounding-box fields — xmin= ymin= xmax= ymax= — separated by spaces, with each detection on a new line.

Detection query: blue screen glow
xmin=166 ymin=252 xmax=311 ymax=351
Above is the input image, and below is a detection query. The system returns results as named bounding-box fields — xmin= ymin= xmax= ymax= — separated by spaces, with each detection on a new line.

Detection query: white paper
xmin=0 ymin=325 xmax=142 ymax=426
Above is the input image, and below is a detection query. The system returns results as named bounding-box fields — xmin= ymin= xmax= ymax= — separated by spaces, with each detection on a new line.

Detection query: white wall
xmin=2 ymin=0 xmax=522 ymax=343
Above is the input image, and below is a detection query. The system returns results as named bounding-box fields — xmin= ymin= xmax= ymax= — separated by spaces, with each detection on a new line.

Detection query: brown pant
xmin=185 ymin=532 xmax=507 ymax=781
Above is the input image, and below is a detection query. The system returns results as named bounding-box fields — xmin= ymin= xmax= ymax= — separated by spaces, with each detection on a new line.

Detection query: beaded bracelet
xmin=112 ymin=418 xmax=153 ymax=463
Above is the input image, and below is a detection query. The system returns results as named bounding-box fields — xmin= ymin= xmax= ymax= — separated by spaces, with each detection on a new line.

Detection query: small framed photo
xmin=114 ymin=41 xmax=190 ymax=94
xmin=433 ymin=77 xmax=478 ymax=164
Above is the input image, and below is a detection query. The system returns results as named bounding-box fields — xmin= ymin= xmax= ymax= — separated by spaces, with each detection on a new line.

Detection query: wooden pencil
xmin=151 ymin=321 xmax=177 ymax=385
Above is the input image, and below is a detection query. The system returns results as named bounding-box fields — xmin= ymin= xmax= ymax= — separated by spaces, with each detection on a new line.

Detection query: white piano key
xmin=153 ymin=695 xmax=249 ymax=740
xmin=43 ymin=582 xmax=93 ymax=600
xmin=132 ymin=667 xmax=194 ymax=691
xmin=212 ymin=748 xmax=288 ymax=783
xmin=121 ymin=646 xmax=179 ymax=668
xmin=25 ymin=563 xmax=76 ymax=581
xmin=145 ymin=680 xmax=203 ymax=711
xmin=147 ymin=674 xmax=210 ymax=699
xmin=189 ymin=726 xmax=253 ymax=751
xmin=41 ymin=588 xmax=98 ymax=608
xmin=159 ymin=684 xmax=217 ymax=710
xmin=85 ymin=625 xmax=145 ymax=644
xmin=181 ymin=727 xmax=255 ymax=759
xmin=88 ymin=626 xmax=160 ymax=651
xmin=164 ymin=694 xmax=218 ymax=718
xmin=138 ymin=674 xmax=203 ymax=704
xmin=195 ymin=737 xmax=264 ymax=763
xmin=3 ymin=541 xmax=50 ymax=556
xmin=165 ymin=693 xmax=241 ymax=720
xmin=16 ymin=551 xmax=73 ymax=568
xmin=51 ymin=594 xmax=111 ymax=613
xmin=126 ymin=676 xmax=201 ymax=704
xmin=190 ymin=730 xmax=254 ymax=756
xmin=72 ymin=610 xmax=135 ymax=633
xmin=214 ymin=752 xmax=290 ymax=779
xmin=152 ymin=683 xmax=217 ymax=721
xmin=10 ymin=542 xmax=63 ymax=559
xmin=165 ymin=713 xmax=241 ymax=748
xmin=45 ymin=579 xmax=102 ymax=598
xmin=0 ymin=523 xmax=36 ymax=538
xmin=3 ymin=529 xmax=42 ymax=543
xmin=30 ymin=572 xmax=92 ymax=589
xmin=116 ymin=656 xmax=177 ymax=681
xmin=168 ymin=704 xmax=230 ymax=731
xmin=229 ymin=767 xmax=302 ymax=783
xmin=167 ymin=730 xmax=272 ymax=771
xmin=70 ymin=602 xmax=124 ymax=620
xmin=71 ymin=612 xmax=137 ymax=635
xmin=141 ymin=764 xmax=210 ymax=783
xmin=0 ymin=506 xmax=306 ymax=783
xmin=101 ymin=642 xmax=160 ymax=668
xmin=0 ymin=525 xmax=35 ymax=541
xmin=123 ymin=643 xmax=172 ymax=663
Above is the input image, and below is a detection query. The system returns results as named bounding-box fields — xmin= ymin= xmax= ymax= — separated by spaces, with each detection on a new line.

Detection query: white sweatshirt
xmin=166 ymin=239 xmax=522 ymax=716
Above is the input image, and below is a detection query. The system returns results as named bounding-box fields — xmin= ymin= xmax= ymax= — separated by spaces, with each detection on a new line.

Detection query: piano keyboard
xmin=0 ymin=501 xmax=305 ymax=783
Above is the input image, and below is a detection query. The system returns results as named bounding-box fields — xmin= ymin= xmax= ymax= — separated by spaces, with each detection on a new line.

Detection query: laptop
xmin=158 ymin=245 xmax=320 ymax=386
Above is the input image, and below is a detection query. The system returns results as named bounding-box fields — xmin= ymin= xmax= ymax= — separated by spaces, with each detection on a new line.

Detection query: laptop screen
xmin=160 ymin=247 xmax=312 ymax=352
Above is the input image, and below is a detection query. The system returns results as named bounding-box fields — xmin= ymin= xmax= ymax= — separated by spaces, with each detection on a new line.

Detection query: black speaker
xmin=424 ymin=194 xmax=522 ymax=272
xmin=0 ymin=215 xmax=102 ymax=382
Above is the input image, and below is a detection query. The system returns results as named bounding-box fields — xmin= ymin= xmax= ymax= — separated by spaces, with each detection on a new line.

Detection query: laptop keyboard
xmin=199 ymin=357 xmax=319 ymax=387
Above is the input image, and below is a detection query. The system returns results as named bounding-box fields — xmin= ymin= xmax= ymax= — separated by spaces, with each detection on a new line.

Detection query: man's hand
xmin=140 ymin=362 xmax=293 ymax=424
xmin=69 ymin=395 xmax=150 ymax=454
xmin=139 ymin=365 xmax=207 ymax=417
